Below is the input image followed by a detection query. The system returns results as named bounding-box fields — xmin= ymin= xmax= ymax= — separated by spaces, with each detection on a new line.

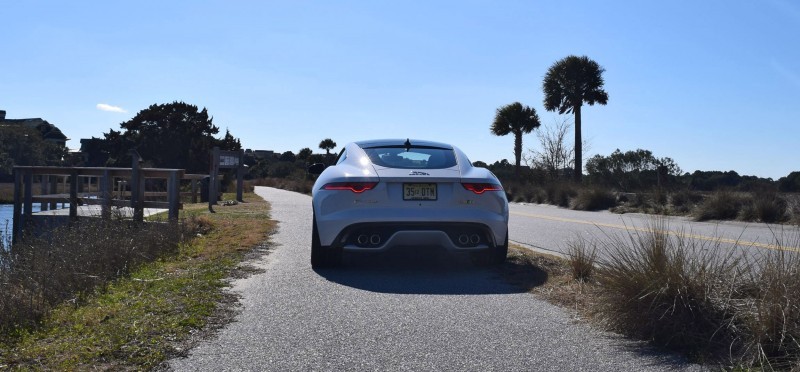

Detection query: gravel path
xmin=169 ymin=187 xmax=701 ymax=371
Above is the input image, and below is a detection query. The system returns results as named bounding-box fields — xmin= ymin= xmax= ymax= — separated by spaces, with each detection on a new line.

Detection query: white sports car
xmin=308 ymin=139 xmax=509 ymax=268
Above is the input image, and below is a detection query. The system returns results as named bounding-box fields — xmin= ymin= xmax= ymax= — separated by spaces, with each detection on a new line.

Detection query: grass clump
xmin=595 ymin=220 xmax=743 ymax=357
xmin=736 ymin=248 xmax=800 ymax=370
xmin=694 ymin=191 xmax=748 ymax=221
xmin=566 ymin=239 xmax=597 ymax=281
xmin=739 ymin=191 xmax=788 ymax=223
xmin=571 ymin=188 xmax=616 ymax=211
xmin=591 ymin=219 xmax=800 ymax=368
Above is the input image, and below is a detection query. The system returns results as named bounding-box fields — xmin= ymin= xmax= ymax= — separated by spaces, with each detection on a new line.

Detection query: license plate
xmin=403 ymin=183 xmax=437 ymax=200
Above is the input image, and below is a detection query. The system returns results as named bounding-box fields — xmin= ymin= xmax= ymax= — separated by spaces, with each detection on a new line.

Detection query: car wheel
xmin=473 ymin=233 xmax=508 ymax=266
xmin=310 ymin=212 xmax=342 ymax=269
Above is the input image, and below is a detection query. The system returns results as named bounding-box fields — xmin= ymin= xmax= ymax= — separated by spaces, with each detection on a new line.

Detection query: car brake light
xmin=323 ymin=182 xmax=378 ymax=193
xmin=462 ymin=183 xmax=503 ymax=194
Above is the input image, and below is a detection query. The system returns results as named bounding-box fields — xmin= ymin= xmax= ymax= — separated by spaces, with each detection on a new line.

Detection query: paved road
xmin=509 ymin=202 xmax=800 ymax=259
xmin=169 ymin=187 xmax=699 ymax=371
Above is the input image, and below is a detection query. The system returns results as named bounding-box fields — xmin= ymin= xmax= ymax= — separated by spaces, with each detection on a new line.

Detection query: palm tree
xmin=491 ymin=102 xmax=541 ymax=177
xmin=318 ymin=138 xmax=337 ymax=155
xmin=543 ymin=55 xmax=609 ymax=182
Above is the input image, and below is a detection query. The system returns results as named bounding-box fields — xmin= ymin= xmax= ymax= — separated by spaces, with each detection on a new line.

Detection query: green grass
xmin=0 ymin=193 xmax=275 ymax=369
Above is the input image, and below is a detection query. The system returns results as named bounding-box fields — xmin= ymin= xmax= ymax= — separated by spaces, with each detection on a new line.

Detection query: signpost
xmin=209 ymin=147 xmax=245 ymax=212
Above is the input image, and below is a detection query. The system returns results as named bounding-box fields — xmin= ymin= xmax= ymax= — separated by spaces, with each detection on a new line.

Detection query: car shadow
xmin=313 ymin=247 xmax=548 ymax=295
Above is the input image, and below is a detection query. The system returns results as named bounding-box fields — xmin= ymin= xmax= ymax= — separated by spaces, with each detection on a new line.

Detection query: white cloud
xmin=96 ymin=103 xmax=127 ymax=113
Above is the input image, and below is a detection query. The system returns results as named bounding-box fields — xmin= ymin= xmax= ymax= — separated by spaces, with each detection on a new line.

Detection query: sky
xmin=2 ymin=1 xmax=798 ymax=179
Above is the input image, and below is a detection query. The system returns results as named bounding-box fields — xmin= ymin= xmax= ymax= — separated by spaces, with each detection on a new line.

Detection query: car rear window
xmin=362 ymin=146 xmax=457 ymax=169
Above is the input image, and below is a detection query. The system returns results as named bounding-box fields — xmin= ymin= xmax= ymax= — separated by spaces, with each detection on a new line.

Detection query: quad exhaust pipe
xmin=356 ymin=231 xmax=481 ymax=247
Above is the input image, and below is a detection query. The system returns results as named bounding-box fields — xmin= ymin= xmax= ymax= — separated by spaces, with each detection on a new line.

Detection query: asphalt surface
xmin=509 ymin=202 xmax=800 ymax=260
xmin=169 ymin=187 xmax=701 ymax=371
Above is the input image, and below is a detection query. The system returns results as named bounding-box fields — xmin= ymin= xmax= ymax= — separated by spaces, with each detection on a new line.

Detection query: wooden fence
xmin=12 ymin=165 xmax=206 ymax=244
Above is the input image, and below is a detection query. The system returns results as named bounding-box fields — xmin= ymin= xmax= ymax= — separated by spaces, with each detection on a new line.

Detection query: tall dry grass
xmin=570 ymin=188 xmax=616 ymax=211
xmin=566 ymin=239 xmax=597 ymax=281
xmin=0 ymin=216 xmax=209 ymax=335
xmin=594 ymin=219 xmax=800 ymax=368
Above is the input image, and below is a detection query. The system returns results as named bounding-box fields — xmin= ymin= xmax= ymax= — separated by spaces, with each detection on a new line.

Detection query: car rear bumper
xmin=330 ymin=221 xmax=502 ymax=251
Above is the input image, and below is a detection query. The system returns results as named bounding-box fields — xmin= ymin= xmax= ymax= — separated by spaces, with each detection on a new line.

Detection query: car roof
xmin=354 ymin=139 xmax=453 ymax=149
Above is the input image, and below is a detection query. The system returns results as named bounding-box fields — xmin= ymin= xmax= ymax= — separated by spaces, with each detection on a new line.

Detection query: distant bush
xmin=670 ymin=189 xmax=702 ymax=208
xmin=739 ymin=192 xmax=788 ymax=223
xmin=571 ymin=188 xmax=616 ymax=211
xmin=268 ymin=162 xmax=295 ymax=178
xmin=545 ymin=182 xmax=577 ymax=207
xmin=694 ymin=191 xmax=748 ymax=221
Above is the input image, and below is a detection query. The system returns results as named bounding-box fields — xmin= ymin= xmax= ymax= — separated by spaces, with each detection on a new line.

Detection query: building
xmin=0 ymin=109 xmax=69 ymax=147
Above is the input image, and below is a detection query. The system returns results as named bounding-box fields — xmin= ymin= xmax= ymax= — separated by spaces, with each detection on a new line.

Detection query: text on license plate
xmin=403 ymin=183 xmax=437 ymax=200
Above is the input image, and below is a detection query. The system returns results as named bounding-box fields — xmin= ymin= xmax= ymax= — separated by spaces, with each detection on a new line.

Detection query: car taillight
xmin=462 ymin=183 xmax=503 ymax=194
xmin=323 ymin=182 xmax=378 ymax=193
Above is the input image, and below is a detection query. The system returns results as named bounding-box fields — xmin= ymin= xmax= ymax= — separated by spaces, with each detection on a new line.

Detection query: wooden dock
xmin=12 ymin=165 xmax=207 ymax=244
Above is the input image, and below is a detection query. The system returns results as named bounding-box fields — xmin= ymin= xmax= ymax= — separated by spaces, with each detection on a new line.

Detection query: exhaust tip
xmin=470 ymin=234 xmax=481 ymax=245
xmin=370 ymin=234 xmax=381 ymax=245
xmin=357 ymin=234 xmax=369 ymax=245
xmin=458 ymin=234 xmax=470 ymax=245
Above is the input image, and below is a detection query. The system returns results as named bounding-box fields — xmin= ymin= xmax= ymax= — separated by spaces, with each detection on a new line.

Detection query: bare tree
xmin=526 ymin=117 xmax=589 ymax=180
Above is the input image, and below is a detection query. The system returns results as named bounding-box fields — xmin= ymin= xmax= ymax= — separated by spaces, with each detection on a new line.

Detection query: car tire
xmin=473 ymin=233 xmax=508 ymax=266
xmin=311 ymin=213 xmax=342 ymax=269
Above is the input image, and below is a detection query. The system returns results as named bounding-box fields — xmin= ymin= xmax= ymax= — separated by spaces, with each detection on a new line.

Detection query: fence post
xmin=69 ymin=169 xmax=78 ymax=220
xmin=191 ymin=178 xmax=198 ymax=204
xmin=49 ymin=175 xmax=57 ymax=210
xmin=23 ymin=171 xmax=33 ymax=219
xmin=101 ymin=169 xmax=112 ymax=220
xmin=12 ymin=168 xmax=22 ymax=245
xmin=130 ymin=150 xmax=144 ymax=222
xmin=168 ymin=170 xmax=181 ymax=220
xmin=209 ymin=147 xmax=219 ymax=213
xmin=237 ymin=149 xmax=244 ymax=202
xmin=40 ymin=175 xmax=49 ymax=211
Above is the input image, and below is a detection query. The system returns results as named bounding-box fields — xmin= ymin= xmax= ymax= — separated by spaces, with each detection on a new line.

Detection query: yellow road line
xmin=510 ymin=211 xmax=792 ymax=252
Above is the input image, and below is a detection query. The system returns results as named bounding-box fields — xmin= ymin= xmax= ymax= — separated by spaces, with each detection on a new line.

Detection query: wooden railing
xmin=12 ymin=166 xmax=206 ymax=244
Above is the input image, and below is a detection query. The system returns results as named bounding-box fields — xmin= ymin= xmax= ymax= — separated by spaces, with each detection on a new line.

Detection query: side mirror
xmin=308 ymin=163 xmax=326 ymax=175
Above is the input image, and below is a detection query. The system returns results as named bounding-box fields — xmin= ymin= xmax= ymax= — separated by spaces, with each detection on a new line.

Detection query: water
xmin=1 ymin=203 xmax=51 ymax=244
xmin=1 ymin=204 xmax=15 ymax=246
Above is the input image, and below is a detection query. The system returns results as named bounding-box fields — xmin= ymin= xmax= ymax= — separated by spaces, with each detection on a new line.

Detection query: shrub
xmin=652 ymin=188 xmax=668 ymax=206
xmin=739 ymin=192 xmax=788 ymax=223
xmin=545 ymin=182 xmax=577 ymax=207
xmin=571 ymin=188 xmax=616 ymax=211
xmin=596 ymin=219 xmax=743 ymax=356
xmin=694 ymin=191 xmax=747 ymax=221
xmin=0 ymin=219 xmax=189 ymax=333
xmin=566 ymin=239 xmax=596 ymax=281
xmin=737 ymin=247 xmax=800 ymax=369
xmin=268 ymin=162 xmax=295 ymax=178
xmin=670 ymin=189 xmax=703 ymax=214
xmin=523 ymin=187 xmax=547 ymax=204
